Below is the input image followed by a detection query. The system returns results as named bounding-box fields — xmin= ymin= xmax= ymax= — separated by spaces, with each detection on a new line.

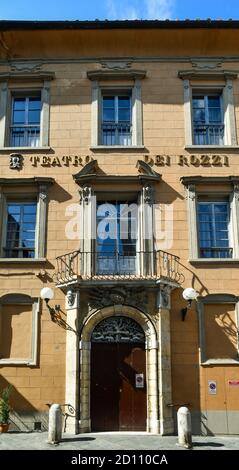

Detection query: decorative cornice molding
xmin=89 ymin=286 xmax=148 ymax=312
xmin=190 ymin=59 xmax=223 ymax=70
xmin=87 ymin=69 xmax=147 ymax=80
xmin=0 ymin=176 xmax=55 ymax=186
xmin=0 ymin=71 xmax=55 ymax=82
xmin=136 ymin=160 xmax=161 ymax=179
xmin=178 ymin=70 xmax=238 ymax=80
xmin=74 ymin=159 xmax=98 ymax=178
xmin=73 ymin=159 xmax=161 ymax=186
xmin=181 ymin=176 xmax=239 ymax=186
xmin=100 ymin=59 xmax=133 ymax=69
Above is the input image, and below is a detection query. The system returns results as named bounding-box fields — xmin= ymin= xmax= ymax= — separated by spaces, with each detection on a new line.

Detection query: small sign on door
xmin=208 ymin=380 xmax=217 ymax=395
xmin=135 ymin=373 xmax=144 ymax=388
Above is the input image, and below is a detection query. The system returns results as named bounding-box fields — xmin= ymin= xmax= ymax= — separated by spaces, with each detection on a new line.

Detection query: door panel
xmin=91 ymin=342 xmax=146 ymax=431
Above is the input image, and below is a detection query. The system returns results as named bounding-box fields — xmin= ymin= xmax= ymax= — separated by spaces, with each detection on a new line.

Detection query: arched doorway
xmin=90 ymin=316 xmax=147 ymax=431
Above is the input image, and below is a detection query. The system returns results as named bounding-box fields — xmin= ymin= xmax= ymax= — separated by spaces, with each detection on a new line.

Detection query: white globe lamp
xmin=40 ymin=287 xmax=54 ymax=303
xmin=182 ymin=288 xmax=197 ymax=301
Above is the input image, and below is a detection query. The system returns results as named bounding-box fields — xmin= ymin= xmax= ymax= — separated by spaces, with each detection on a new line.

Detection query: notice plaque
xmin=208 ymin=380 xmax=217 ymax=395
xmin=135 ymin=373 xmax=144 ymax=389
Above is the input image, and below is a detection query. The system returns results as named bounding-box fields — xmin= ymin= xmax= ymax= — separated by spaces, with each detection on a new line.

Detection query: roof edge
xmin=1 ymin=19 xmax=239 ymax=31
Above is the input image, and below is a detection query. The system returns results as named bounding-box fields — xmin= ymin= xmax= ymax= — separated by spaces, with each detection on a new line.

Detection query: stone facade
xmin=0 ymin=20 xmax=239 ymax=435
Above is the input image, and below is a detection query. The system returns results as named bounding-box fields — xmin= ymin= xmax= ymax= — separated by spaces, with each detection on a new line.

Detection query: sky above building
xmin=0 ymin=0 xmax=238 ymax=21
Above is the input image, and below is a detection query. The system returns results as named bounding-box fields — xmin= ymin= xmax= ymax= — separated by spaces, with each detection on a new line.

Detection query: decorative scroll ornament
xmin=89 ymin=287 xmax=148 ymax=312
xmin=143 ymin=184 xmax=153 ymax=204
xmin=91 ymin=316 xmax=145 ymax=343
xmin=10 ymin=61 xmax=43 ymax=72
xmin=79 ymin=186 xmax=91 ymax=205
xmin=66 ymin=289 xmax=76 ymax=308
xmin=9 ymin=153 xmax=23 ymax=170
xmin=100 ymin=60 xmax=133 ymax=70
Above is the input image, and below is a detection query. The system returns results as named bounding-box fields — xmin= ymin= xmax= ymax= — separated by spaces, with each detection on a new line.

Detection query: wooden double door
xmin=91 ymin=342 xmax=146 ymax=431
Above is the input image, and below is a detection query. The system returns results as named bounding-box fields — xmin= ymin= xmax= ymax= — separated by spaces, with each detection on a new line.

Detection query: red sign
xmin=228 ymin=380 xmax=239 ymax=386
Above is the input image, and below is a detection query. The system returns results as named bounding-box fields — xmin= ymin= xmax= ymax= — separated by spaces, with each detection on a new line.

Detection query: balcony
xmin=54 ymin=250 xmax=184 ymax=286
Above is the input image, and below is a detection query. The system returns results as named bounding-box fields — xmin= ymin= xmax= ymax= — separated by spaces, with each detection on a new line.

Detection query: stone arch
xmin=79 ymin=305 xmax=159 ymax=434
xmin=81 ymin=304 xmax=157 ymax=348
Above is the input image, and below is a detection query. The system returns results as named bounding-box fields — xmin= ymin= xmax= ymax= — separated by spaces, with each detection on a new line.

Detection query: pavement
xmin=0 ymin=431 xmax=239 ymax=450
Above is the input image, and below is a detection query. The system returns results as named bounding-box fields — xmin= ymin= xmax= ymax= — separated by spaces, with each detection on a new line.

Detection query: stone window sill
xmin=0 ymin=358 xmax=37 ymax=365
xmin=0 ymin=147 xmax=52 ymax=152
xmin=201 ymin=359 xmax=239 ymax=365
xmin=185 ymin=145 xmax=239 ymax=150
xmin=90 ymin=145 xmax=145 ymax=151
xmin=189 ymin=258 xmax=239 ymax=264
xmin=0 ymin=258 xmax=47 ymax=264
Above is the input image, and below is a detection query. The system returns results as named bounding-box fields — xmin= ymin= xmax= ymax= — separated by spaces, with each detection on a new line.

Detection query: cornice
xmin=178 ymin=70 xmax=238 ymax=80
xmin=87 ymin=69 xmax=147 ymax=80
xmin=0 ymin=177 xmax=55 ymax=185
xmin=73 ymin=159 xmax=161 ymax=186
xmin=181 ymin=176 xmax=239 ymax=185
xmin=0 ymin=71 xmax=55 ymax=81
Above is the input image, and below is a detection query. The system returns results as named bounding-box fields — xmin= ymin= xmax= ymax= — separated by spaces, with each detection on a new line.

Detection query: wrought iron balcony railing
xmin=102 ymin=122 xmax=132 ymax=146
xmin=54 ymin=250 xmax=184 ymax=285
xmin=193 ymin=124 xmax=224 ymax=146
xmin=10 ymin=125 xmax=40 ymax=147
xmin=199 ymin=247 xmax=233 ymax=258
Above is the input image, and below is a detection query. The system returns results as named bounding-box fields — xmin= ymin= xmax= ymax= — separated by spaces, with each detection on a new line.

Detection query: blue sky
xmin=0 ymin=0 xmax=238 ymax=21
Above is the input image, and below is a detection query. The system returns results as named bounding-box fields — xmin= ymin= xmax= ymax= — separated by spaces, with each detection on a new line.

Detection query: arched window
xmin=91 ymin=316 xmax=145 ymax=343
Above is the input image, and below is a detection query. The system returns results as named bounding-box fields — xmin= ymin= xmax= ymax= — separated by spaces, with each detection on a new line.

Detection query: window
xmin=181 ymin=176 xmax=239 ymax=261
xmin=193 ymin=94 xmax=224 ymax=145
xmin=197 ymin=294 xmax=239 ymax=365
xmin=197 ymin=200 xmax=232 ymax=259
xmin=96 ymin=201 xmax=137 ymax=274
xmin=102 ymin=95 xmax=132 ymax=146
xmin=10 ymin=96 xmax=41 ymax=147
xmin=0 ymin=178 xmax=54 ymax=260
xmin=0 ymin=294 xmax=39 ymax=365
xmin=0 ymin=76 xmax=53 ymax=149
xmin=88 ymin=70 xmax=145 ymax=148
xmin=179 ymin=72 xmax=238 ymax=147
xmin=4 ymin=202 xmax=37 ymax=258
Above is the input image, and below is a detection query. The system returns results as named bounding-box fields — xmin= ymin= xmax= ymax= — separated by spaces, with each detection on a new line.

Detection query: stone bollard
xmin=177 ymin=406 xmax=192 ymax=449
xmin=48 ymin=404 xmax=62 ymax=444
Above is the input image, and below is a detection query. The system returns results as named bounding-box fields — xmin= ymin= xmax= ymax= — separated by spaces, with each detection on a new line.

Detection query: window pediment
xmin=73 ymin=159 xmax=161 ymax=186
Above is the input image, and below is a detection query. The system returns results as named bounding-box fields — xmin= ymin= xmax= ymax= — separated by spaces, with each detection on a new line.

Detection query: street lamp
xmin=40 ymin=287 xmax=60 ymax=321
xmin=181 ymin=288 xmax=198 ymax=321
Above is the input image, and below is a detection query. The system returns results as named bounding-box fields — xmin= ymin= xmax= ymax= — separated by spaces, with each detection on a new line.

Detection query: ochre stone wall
xmin=0 ymin=27 xmax=239 ymax=429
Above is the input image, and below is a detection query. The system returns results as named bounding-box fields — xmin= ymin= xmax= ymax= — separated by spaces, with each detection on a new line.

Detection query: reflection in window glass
xmin=5 ymin=202 xmax=37 ymax=258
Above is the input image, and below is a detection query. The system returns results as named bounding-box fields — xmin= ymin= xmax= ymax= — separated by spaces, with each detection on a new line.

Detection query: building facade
xmin=0 ymin=19 xmax=239 ymax=435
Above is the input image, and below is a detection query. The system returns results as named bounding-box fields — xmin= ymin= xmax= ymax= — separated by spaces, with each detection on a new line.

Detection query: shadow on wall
xmin=0 ymin=375 xmax=48 ymax=432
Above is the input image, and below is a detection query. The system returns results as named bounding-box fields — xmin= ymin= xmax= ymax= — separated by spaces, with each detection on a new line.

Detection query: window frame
xmin=0 ymin=79 xmax=51 ymax=150
xmin=90 ymin=80 xmax=144 ymax=149
xmin=0 ymin=179 xmax=53 ymax=262
xmin=4 ymin=200 xmax=38 ymax=259
xmin=181 ymin=77 xmax=238 ymax=148
xmin=197 ymin=294 xmax=239 ymax=365
xmin=192 ymin=92 xmax=224 ymax=146
xmin=101 ymin=92 xmax=132 ymax=146
xmin=0 ymin=293 xmax=39 ymax=366
xmin=197 ymin=199 xmax=233 ymax=259
xmin=10 ymin=94 xmax=41 ymax=148
xmin=181 ymin=177 xmax=239 ymax=263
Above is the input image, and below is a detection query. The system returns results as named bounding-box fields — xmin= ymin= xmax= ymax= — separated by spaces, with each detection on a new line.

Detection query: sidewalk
xmin=0 ymin=432 xmax=239 ymax=450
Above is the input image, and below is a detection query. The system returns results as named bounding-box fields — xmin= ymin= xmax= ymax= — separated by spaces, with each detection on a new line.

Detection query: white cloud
xmin=106 ymin=0 xmax=139 ymax=20
xmin=105 ymin=0 xmax=175 ymax=20
xmin=145 ymin=0 xmax=174 ymax=19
